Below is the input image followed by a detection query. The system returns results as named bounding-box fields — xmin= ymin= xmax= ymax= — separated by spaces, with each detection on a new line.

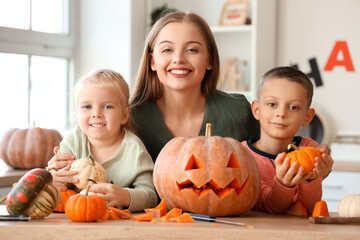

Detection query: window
xmin=0 ymin=0 xmax=76 ymax=139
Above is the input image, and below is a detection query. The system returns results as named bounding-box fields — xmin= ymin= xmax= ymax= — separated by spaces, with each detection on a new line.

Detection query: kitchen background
xmin=0 ymin=0 xmax=359 ymax=211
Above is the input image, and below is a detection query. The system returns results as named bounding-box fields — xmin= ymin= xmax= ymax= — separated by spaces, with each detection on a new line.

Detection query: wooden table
xmin=0 ymin=160 xmax=27 ymax=187
xmin=0 ymin=206 xmax=359 ymax=240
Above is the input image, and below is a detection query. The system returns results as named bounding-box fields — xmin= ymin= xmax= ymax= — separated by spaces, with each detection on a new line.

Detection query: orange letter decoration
xmin=324 ymin=41 xmax=355 ymax=72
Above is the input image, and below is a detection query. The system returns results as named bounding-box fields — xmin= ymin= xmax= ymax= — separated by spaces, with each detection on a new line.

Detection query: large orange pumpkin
xmin=285 ymin=144 xmax=322 ymax=174
xmin=0 ymin=127 xmax=62 ymax=169
xmin=153 ymin=123 xmax=261 ymax=217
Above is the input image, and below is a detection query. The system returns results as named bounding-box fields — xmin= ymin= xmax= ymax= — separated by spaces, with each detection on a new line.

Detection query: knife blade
xmin=189 ymin=213 xmax=253 ymax=228
xmin=0 ymin=214 xmax=29 ymax=221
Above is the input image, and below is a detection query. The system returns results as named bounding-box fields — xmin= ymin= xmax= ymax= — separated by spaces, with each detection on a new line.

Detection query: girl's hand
xmin=47 ymin=146 xmax=76 ymax=170
xmin=89 ymin=182 xmax=130 ymax=208
xmin=275 ymin=152 xmax=306 ymax=188
xmin=47 ymin=146 xmax=78 ymax=191
xmin=51 ymin=164 xmax=79 ymax=191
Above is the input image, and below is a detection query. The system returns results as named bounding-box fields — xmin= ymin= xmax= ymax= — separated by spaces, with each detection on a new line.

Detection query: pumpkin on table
xmin=53 ymin=189 xmax=77 ymax=213
xmin=0 ymin=126 xmax=62 ymax=169
xmin=6 ymin=168 xmax=62 ymax=218
xmin=153 ymin=123 xmax=261 ymax=217
xmin=338 ymin=194 xmax=360 ymax=217
xmin=65 ymin=183 xmax=107 ymax=222
xmin=285 ymin=144 xmax=322 ymax=174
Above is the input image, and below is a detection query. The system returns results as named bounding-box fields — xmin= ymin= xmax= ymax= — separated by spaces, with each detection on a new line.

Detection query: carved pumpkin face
xmin=154 ymin=129 xmax=261 ymax=217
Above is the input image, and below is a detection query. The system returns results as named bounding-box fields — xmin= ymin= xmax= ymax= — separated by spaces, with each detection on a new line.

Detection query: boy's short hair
xmin=257 ymin=66 xmax=313 ymax=107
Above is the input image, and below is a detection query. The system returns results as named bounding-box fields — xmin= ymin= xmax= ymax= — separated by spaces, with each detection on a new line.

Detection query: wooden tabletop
xmin=0 ymin=206 xmax=359 ymax=240
xmin=0 ymin=160 xmax=27 ymax=187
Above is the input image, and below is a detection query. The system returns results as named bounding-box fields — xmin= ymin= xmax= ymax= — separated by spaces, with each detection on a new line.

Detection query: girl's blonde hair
xmin=130 ymin=11 xmax=220 ymax=107
xmin=75 ymin=69 xmax=134 ymax=132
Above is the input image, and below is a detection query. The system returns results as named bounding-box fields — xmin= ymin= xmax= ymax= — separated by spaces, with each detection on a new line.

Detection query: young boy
xmin=242 ymin=66 xmax=333 ymax=215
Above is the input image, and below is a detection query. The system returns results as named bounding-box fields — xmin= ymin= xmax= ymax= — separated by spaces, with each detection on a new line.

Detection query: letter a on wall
xmin=324 ymin=41 xmax=355 ymax=72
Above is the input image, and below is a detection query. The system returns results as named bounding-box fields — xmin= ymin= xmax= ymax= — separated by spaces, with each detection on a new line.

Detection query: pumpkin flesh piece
xmin=108 ymin=207 xmax=132 ymax=219
xmin=131 ymin=213 xmax=153 ymax=221
xmin=287 ymin=200 xmax=308 ymax=217
xmin=166 ymin=208 xmax=182 ymax=218
xmin=312 ymin=200 xmax=329 ymax=217
xmin=168 ymin=213 xmax=194 ymax=223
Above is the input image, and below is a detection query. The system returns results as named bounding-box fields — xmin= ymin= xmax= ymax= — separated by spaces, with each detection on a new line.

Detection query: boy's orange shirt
xmin=241 ymin=136 xmax=322 ymax=214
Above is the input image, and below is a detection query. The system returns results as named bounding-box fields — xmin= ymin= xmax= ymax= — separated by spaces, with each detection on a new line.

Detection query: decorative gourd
xmin=338 ymin=194 xmax=360 ymax=217
xmin=65 ymin=184 xmax=107 ymax=222
xmin=153 ymin=123 xmax=261 ymax=217
xmin=70 ymin=156 xmax=107 ymax=189
xmin=53 ymin=189 xmax=77 ymax=212
xmin=6 ymin=168 xmax=62 ymax=218
xmin=0 ymin=126 xmax=62 ymax=169
xmin=285 ymin=144 xmax=322 ymax=174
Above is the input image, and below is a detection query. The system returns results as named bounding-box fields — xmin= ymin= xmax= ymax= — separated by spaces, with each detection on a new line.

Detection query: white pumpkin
xmin=70 ymin=156 xmax=107 ymax=189
xmin=338 ymin=194 xmax=360 ymax=217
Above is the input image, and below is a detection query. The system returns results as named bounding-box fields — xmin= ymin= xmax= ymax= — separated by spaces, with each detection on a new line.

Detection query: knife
xmin=189 ymin=213 xmax=253 ymax=228
xmin=0 ymin=215 xmax=29 ymax=221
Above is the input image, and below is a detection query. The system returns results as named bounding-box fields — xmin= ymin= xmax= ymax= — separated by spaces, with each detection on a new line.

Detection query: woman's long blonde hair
xmin=130 ymin=11 xmax=220 ymax=107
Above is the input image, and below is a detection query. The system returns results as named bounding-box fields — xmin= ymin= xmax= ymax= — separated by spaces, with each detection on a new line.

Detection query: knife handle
xmin=188 ymin=213 xmax=216 ymax=222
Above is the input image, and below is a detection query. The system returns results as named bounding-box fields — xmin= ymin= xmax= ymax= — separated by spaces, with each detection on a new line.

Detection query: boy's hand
xmin=275 ymin=152 xmax=306 ymax=188
xmin=305 ymin=152 xmax=333 ymax=181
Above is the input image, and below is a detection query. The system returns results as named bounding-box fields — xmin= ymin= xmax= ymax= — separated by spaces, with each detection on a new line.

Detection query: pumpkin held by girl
xmin=153 ymin=123 xmax=261 ymax=217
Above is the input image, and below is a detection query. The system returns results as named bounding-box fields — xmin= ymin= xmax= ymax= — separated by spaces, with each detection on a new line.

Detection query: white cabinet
xmin=322 ymin=171 xmax=360 ymax=212
xmin=148 ymin=0 xmax=277 ymax=101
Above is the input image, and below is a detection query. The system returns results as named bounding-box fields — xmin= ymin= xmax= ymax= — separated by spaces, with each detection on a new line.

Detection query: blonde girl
xmin=48 ymin=69 xmax=157 ymax=212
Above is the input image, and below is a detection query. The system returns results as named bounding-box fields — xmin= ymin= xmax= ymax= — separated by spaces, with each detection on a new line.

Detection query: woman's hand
xmin=275 ymin=152 xmax=306 ymax=188
xmin=89 ymin=182 xmax=130 ymax=208
xmin=47 ymin=146 xmax=78 ymax=191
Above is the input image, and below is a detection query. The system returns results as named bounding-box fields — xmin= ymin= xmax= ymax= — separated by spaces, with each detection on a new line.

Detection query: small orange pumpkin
xmin=65 ymin=184 xmax=107 ymax=222
xmin=53 ymin=189 xmax=77 ymax=212
xmin=0 ymin=126 xmax=62 ymax=169
xmin=285 ymin=144 xmax=322 ymax=174
xmin=153 ymin=123 xmax=261 ymax=217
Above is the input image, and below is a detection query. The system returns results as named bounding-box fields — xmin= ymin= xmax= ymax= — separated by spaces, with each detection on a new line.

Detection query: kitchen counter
xmin=0 ymin=206 xmax=359 ymax=240
xmin=0 ymin=160 xmax=27 ymax=187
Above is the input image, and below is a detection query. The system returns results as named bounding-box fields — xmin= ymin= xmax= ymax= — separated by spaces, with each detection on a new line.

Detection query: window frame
xmin=0 ymin=0 xmax=78 ymax=132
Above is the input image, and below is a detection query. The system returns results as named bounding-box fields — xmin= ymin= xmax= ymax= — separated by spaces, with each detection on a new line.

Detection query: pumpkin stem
xmin=288 ymin=144 xmax=299 ymax=151
xmin=205 ymin=123 xmax=212 ymax=138
xmin=84 ymin=185 xmax=91 ymax=197
xmin=84 ymin=179 xmax=96 ymax=196
xmin=0 ymin=195 xmax=7 ymax=204
xmin=88 ymin=156 xmax=95 ymax=166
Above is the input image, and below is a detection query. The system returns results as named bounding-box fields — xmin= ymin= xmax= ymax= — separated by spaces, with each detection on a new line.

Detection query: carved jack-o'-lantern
xmin=153 ymin=124 xmax=261 ymax=217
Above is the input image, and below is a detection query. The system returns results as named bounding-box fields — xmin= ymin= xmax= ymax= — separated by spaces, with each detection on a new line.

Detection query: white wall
xmin=78 ymin=0 xmax=146 ymax=87
xmin=277 ymin=0 xmax=360 ymax=141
